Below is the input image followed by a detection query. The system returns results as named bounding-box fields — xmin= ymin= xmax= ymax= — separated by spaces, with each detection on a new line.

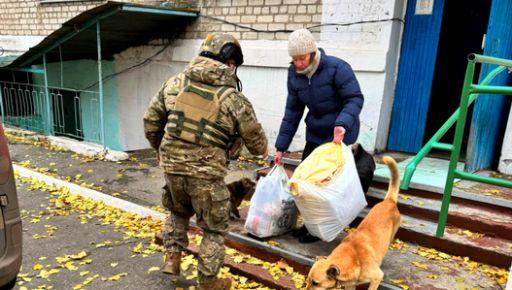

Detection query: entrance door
xmin=467 ymin=0 xmax=512 ymax=171
xmin=388 ymin=0 xmax=445 ymax=153
xmin=423 ymin=0 xmax=491 ymax=153
xmin=389 ymin=0 xmax=493 ymax=155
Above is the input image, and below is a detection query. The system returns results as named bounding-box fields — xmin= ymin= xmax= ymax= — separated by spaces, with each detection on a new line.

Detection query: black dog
xmin=351 ymin=143 xmax=376 ymax=193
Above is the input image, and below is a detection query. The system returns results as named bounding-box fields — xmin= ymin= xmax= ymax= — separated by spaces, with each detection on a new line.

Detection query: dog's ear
xmin=315 ymin=256 xmax=327 ymax=261
xmin=326 ymin=264 xmax=340 ymax=279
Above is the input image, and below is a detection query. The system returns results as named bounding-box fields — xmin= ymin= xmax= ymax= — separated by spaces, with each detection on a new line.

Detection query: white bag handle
xmin=266 ymin=165 xmax=289 ymax=192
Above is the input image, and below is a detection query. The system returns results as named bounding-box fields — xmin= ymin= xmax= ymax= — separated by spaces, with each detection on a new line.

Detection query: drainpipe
xmin=97 ymin=21 xmax=105 ymax=148
xmin=43 ymin=54 xmax=53 ymax=135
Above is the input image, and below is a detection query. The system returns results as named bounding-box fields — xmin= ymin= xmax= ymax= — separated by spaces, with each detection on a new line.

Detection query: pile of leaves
xmin=16 ymin=172 xmax=307 ymax=289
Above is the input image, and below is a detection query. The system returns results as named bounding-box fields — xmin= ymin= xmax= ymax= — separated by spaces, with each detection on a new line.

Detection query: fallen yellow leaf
xmin=70 ymin=251 xmax=88 ymax=260
xmin=64 ymin=261 xmax=78 ymax=271
xmin=133 ymin=243 xmax=143 ymax=254
xmin=38 ymin=268 xmax=60 ymax=279
xmin=233 ymin=255 xmax=244 ymax=263
xmin=147 ymin=266 xmax=160 ymax=273
xmin=79 ymin=271 xmax=89 ymax=277
xmin=267 ymin=240 xmax=280 ymax=246
xmin=411 ymin=261 xmax=429 ymax=270
xmin=107 ymin=272 xmax=128 ymax=281
xmin=79 ymin=259 xmax=93 ymax=265
xmin=180 ymin=255 xmax=197 ymax=271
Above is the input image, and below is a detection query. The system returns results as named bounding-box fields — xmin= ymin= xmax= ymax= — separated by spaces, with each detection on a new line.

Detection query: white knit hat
xmin=288 ymin=29 xmax=317 ymax=57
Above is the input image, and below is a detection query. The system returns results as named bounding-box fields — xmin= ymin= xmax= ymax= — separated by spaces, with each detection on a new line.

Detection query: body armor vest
xmin=167 ymin=78 xmax=235 ymax=149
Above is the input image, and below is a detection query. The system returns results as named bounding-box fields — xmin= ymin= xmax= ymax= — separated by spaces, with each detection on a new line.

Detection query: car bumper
xmin=0 ymin=220 xmax=22 ymax=286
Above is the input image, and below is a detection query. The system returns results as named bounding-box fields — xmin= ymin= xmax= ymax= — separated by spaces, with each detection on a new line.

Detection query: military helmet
xmin=199 ymin=33 xmax=244 ymax=66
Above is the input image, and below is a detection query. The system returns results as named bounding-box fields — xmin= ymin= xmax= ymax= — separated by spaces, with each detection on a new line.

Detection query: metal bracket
xmin=0 ymin=195 xmax=8 ymax=207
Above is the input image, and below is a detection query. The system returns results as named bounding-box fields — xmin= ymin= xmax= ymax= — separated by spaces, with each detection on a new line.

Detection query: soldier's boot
xmin=162 ymin=252 xmax=181 ymax=275
xmin=197 ymin=278 xmax=232 ymax=290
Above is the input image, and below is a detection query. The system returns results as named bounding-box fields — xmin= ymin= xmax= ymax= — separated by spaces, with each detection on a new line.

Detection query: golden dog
xmin=306 ymin=156 xmax=400 ymax=290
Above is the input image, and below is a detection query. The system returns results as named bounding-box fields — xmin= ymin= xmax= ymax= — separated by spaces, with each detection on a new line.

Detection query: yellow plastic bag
xmin=288 ymin=143 xmax=366 ymax=241
xmin=290 ymin=142 xmax=344 ymax=192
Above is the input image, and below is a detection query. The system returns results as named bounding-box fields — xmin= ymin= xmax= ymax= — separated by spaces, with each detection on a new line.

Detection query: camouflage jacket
xmin=143 ymin=56 xmax=268 ymax=180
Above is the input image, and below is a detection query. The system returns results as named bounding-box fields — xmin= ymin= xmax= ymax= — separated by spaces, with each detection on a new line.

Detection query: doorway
xmin=423 ymin=0 xmax=491 ymax=159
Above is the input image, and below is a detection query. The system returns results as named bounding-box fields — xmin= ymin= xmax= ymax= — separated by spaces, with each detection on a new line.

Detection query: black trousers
xmin=301 ymin=141 xmax=321 ymax=161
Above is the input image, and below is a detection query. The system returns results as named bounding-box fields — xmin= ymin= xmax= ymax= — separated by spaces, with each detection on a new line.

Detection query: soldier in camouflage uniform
xmin=143 ymin=33 xmax=268 ymax=290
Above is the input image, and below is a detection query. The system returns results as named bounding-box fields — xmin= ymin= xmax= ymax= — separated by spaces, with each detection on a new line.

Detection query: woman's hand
xmin=274 ymin=151 xmax=284 ymax=165
xmin=333 ymin=126 xmax=346 ymax=144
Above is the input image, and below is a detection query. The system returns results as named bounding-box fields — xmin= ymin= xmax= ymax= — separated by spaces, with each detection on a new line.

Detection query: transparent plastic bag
xmin=289 ymin=143 xmax=367 ymax=242
xmin=245 ymin=165 xmax=297 ymax=238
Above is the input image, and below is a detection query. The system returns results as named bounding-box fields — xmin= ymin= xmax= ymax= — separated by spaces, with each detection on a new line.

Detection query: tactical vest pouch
xmin=167 ymin=80 xmax=233 ymax=149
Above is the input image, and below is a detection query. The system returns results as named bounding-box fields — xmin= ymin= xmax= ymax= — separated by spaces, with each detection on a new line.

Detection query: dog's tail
xmin=382 ymin=156 xmax=399 ymax=203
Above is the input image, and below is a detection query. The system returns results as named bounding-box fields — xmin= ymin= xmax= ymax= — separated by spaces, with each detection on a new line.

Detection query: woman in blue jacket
xmin=274 ymin=29 xmax=364 ymax=243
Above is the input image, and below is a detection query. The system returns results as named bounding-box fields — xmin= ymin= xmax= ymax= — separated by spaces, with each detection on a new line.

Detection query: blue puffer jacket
xmin=275 ymin=49 xmax=364 ymax=151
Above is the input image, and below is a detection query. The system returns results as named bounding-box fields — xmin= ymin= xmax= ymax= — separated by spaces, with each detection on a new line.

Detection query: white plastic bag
xmin=244 ymin=165 xmax=297 ymax=238
xmin=289 ymin=143 xmax=367 ymax=242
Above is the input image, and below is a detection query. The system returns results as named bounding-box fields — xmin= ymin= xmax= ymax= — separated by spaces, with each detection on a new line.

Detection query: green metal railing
xmin=1 ymin=20 xmax=106 ymax=146
xmin=1 ymin=81 xmax=48 ymax=133
xmin=0 ymin=80 xmax=101 ymax=143
xmin=400 ymin=65 xmax=508 ymax=190
xmin=1 ymin=3 xmax=198 ymax=149
xmin=399 ymin=54 xmax=512 ymax=237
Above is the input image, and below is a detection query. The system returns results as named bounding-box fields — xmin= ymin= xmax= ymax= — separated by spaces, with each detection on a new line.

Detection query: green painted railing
xmin=399 ymin=54 xmax=512 ymax=237
xmin=0 ymin=80 xmax=102 ymax=143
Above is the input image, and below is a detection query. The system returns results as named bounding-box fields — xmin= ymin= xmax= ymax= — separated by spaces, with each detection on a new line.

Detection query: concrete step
xmin=256 ymin=162 xmax=512 ymax=266
xmin=366 ymin=185 xmax=512 ymax=241
xmin=155 ymin=196 xmax=510 ymax=288
xmin=353 ymin=209 xmax=512 ymax=268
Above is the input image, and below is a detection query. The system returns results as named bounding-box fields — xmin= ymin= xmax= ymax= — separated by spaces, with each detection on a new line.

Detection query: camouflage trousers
xmin=162 ymin=174 xmax=230 ymax=283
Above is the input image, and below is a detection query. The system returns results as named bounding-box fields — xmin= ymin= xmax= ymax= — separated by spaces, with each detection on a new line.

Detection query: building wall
xmin=0 ymin=0 xmax=166 ymax=36
xmin=179 ymin=0 xmax=322 ymax=41
xmin=113 ymin=0 xmax=406 ymax=153
xmin=0 ymin=0 xmax=166 ymax=55
xmin=114 ymin=42 xmax=182 ymax=151
xmin=1 ymin=0 xmax=407 ymax=154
